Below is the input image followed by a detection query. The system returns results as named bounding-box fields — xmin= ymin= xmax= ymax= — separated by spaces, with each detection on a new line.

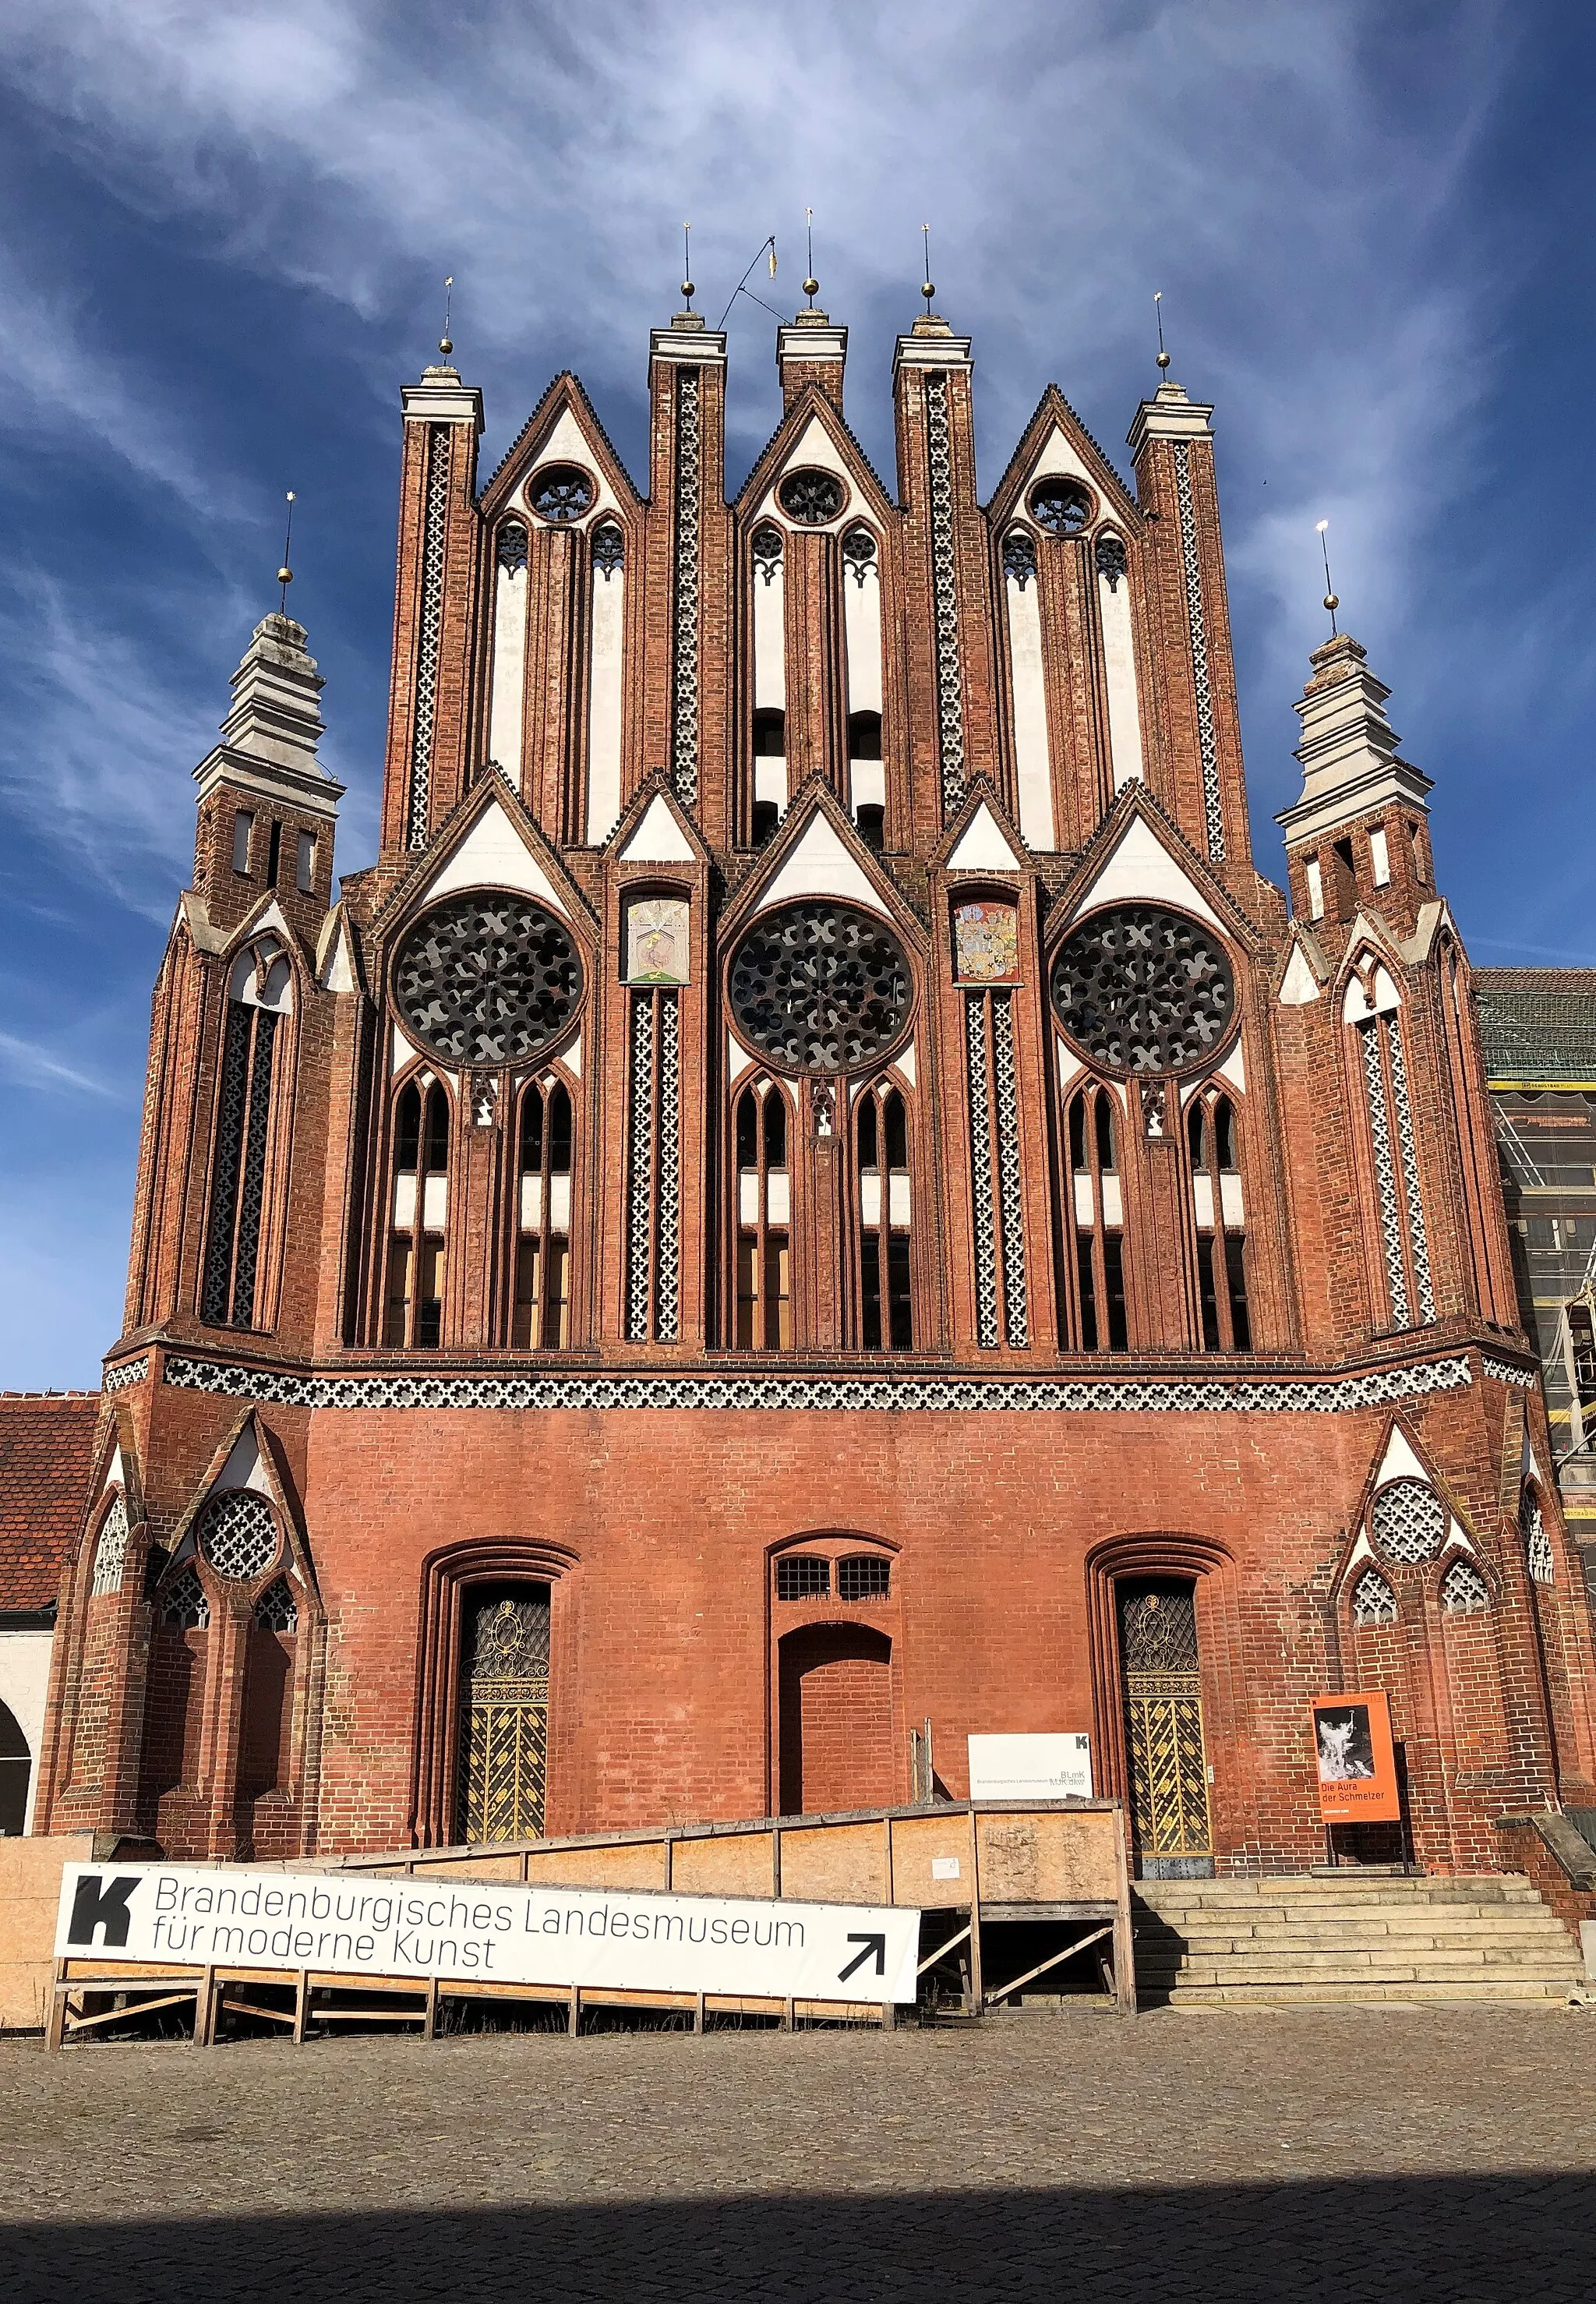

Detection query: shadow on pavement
xmin=9 ymin=2173 xmax=1596 ymax=2303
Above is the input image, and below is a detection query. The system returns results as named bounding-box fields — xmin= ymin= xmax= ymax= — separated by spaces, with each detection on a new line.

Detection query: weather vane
xmin=921 ymin=224 xmax=935 ymax=316
xmin=1315 ymin=520 xmax=1340 ymax=635
xmin=1154 ymin=291 xmax=1170 ymax=375
xmin=440 ymin=276 xmax=454 ymax=359
xmin=277 ymin=492 xmax=295 ymax=613
xmin=681 ymin=224 xmax=694 ymax=313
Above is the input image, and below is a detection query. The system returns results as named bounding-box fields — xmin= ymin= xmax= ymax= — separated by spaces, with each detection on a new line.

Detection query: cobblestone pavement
xmin=2 ymin=2005 xmax=1594 ymax=2301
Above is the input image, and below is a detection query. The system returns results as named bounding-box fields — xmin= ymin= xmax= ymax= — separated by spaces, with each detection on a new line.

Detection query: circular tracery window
xmin=1050 ymin=905 xmax=1234 ymax=1075
xmin=728 ymin=901 xmax=912 ymax=1074
xmin=197 ymin=1491 xmax=278 ymax=1582
xmin=1370 ymin=1479 xmax=1448 ymax=1565
xmin=528 ymin=463 xmax=594 ymax=521
xmin=777 ymin=468 xmax=846 ymax=525
xmin=1029 ymin=478 xmax=1093 ymax=535
xmin=394 ymin=893 xmax=584 ymax=1067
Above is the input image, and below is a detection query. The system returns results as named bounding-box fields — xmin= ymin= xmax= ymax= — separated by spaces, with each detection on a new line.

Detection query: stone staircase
xmin=1134 ymin=1872 xmax=1584 ymax=2006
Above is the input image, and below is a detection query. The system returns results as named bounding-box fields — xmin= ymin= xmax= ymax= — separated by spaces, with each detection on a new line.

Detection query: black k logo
xmin=68 ymin=1874 xmax=138 ymax=1948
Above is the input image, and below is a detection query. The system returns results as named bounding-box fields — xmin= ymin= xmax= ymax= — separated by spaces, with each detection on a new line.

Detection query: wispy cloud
xmin=0 ymin=1027 xmax=118 ymax=1098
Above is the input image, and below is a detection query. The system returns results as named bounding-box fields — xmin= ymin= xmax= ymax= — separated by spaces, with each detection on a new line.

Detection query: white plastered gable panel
xmin=517 ymin=406 xmax=623 ymax=525
xmin=421 ymin=797 xmax=570 ymax=916
xmin=757 ymin=814 xmax=889 ymax=917
xmin=754 ymin=415 xmax=858 ymax=532
xmin=1022 ymin=420 xmax=1098 ymax=494
xmin=948 ymin=803 xmax=1025 ymax=874
xmin=1064 ymin=814 xmax=1223 ymax=931
xmin=617 ymin=794 xmax=696 ymax=864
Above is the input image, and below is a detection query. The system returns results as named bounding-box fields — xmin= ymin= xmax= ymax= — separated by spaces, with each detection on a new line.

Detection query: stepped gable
xmin=0 ymin=1394 xmax=101 ymax=1610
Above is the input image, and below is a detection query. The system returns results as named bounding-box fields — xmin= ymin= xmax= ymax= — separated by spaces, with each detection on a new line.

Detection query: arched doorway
xmin=455 ymin=1584 xmax=550 ymax=1843
xmin=1118 ymin=1579 xmax=1214 ymax=1878
xmin=0 ymin=1698 xmax=30 ymax=1836
xmin=778 ymin=1623 xmax=893 ymax=1816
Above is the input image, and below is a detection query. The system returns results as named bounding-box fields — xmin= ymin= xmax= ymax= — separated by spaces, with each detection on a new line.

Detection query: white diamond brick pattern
xmin=1360 ymin=1019 xmax=1411 ymax=1328
xmin=623 ymin=992 xmax=655 ymax=1343
xmin=90 ymin=1493 xmax=128 ymax=1598
xmin=670 ymin=369 xmax=701 ymax=808
xmin=655 ymin=992 xmax=681 ymax=1343
xmin=1385 ymin=1013 xmax=1435 ymax=1322
xmin=408 ymin=423 xmax=451 ymax=850
xmin=1441 ymin=1557 xmax=1491 ymax=1615
xmin=1371 ymin=1477 xmax=1448 ymax=1564
xmin=965 ymin=993 xmax=1001 ymax=1348
xmin=990 ymin=991 xmax=1029 ymax=1348
xmin=1351 ymin=1567 xmax=1397 ymax=1627
xmin=163 ymin=1349 xmax=1478 ymax=1417
xmin=1171 ymin=441 xmax=1223 ymax=859
xmin=924 ymin=371 xmax=966 ymax=817
xmin=196 ymin=1488 xmax=278 ymax=1581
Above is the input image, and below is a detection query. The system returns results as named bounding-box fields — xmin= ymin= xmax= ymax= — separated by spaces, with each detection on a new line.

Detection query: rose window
xmin=1029 ymin=478 xmax=1093 ymax=535
xmin=1050 ymin=906 xmax=1234 ymax=1074
xmin=394 ymin=894 xmax=584 ymax=1067
xmin=1370 ymin=1479 xmax=1448 ymax=1564
xmin=729 ymin=902 xmax=912 ymax=1074
xmin=776 ymin=469 xmax=846 ymax=525
xmin=528 ymin=464 xmax=594 ymax=522
xmin=197 ymin=1490 xmax=278 ymax=1581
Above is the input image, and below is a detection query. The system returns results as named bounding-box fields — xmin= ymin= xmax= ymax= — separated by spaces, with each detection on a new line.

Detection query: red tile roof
xmin=0 ymin=1394 xmax=102 ymax=1611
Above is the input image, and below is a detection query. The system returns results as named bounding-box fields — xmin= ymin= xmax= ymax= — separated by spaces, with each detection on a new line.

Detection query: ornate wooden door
xmin=457 ymin=1586 xmax=549 ymax=1843
xmin=1118 ymin=1580 xmax=1213 ymax=1878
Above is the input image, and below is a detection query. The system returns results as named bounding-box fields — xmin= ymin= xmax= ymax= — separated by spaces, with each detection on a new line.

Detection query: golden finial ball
xmin=803 ymin=276 xmax=819 ymax=298
xmin=1156 ymin=349 xmax=1171 ymax=370
xmin=680 ymin=280 xmax=694 ymax=299
xmin=922 ymin=280 xmax=935 ymax=300
xmin=1323 ymin=592 xmax=1339 ymax=613
xmin=439 ymin=334 xmax=453 ymax=355
xmin=277 ymin=566 xmax=294 ymax=586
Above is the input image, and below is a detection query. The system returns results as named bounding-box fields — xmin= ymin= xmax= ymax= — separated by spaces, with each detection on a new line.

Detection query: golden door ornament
xmin=1118 ymin=1581 xmax=1213 ymax=1874
xmin=457 ymin=1587 xmax=549 ymax=1843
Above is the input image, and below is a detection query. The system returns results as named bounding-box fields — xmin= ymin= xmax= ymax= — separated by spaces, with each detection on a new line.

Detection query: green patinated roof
xmin=1474 ymin=969 xmax=1596 ymax=1083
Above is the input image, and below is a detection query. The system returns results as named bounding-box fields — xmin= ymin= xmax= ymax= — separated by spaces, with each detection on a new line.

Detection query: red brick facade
xmin=32 ymin=303 xmax=1596 ymax=1875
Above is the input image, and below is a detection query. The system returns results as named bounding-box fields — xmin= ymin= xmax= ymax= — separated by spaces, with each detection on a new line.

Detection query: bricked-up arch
xmin=412 ymin=1539 xmax=579 ymax=1847
xmin=1084 ymin=1534 xmax=1241 ymax=1837
xmin=778 ymin=1624 xmax=895 ymax=1816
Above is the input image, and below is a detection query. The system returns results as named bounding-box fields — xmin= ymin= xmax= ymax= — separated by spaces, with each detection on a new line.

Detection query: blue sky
xmin=1 ymin=1 xmax=1591 ymax=1387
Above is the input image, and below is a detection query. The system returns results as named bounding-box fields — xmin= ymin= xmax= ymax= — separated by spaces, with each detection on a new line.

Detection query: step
xmin=1135 ymin=1906 xmax=1566 ymax=1935
xmin=1140 ymin=1917 xmax=1573 ymax=1944
xmin=1142 ymin=1951 xmax=1580 ymax=1984
xmin=1136 ymin=1877 xmax=1541 ymax=1907
xmin=1161 ymin=1977 xmax=1578 ymax=2006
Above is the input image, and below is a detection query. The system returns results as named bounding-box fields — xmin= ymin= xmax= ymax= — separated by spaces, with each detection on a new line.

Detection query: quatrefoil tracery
xmin=1050 ymin=905 xmax=1235 ymax=1076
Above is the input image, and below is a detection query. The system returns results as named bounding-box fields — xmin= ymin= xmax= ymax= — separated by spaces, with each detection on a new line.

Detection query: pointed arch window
xmin=856 ymin=1080 xmax=913 ymax=1350
xmin=734 ymin=1080 xmax=792 ymax=1349
xmin=1065 ymin=1083 xmax=1127 ymax=1352
xmin=90 ymin=1493 xmax=129 ymax=1599
xmin=1351 ymin=1567 xmax=1397 ymax=1628
xmin=385 ymin=1078 xmax=450 ymax=1348
xmin=514 ymin=1078 xmax=573 ymax=1348
xmin=1441 ymin=1558 xmax=1491 ymax=1616
xmin=1187 ymin=1090 xmax=1251 ymax=1352
xmin=1523 ymin=1487 xmax=1555 ymax=1586
xmin=203 ymin=945 xmax=289 ymax=1330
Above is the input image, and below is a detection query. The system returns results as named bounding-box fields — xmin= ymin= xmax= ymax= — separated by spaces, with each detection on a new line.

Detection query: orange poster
xmin=1309 ymin=1691 xmax=1401 ymax=1824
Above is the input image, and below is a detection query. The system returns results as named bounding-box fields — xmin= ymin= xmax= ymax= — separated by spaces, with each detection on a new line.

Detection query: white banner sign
xmin=55 ymin=1863 xmax=920 ymax=2005
xmin=967 ymin=1733 xmax=1093 ymax=1801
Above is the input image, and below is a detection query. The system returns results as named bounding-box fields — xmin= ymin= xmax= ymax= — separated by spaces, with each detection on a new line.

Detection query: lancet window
xmin=514 ymin=1078 xmax=573 ymax=1348
xmin=385 ymin=1078 xmax=450 ymax=1348
xmin=202 ymin=943 xmax=290 ymax=1330
xmin=1065 ymin=1084 xmax=1127 ymax=1352
xmin=734 ymin=1080 xmax=792 ymax=1350
xmin=855 ymin=1080 xmax=913 ymax=1351
xmin=1187 ymin=1090 xmax=1251 ymax=1352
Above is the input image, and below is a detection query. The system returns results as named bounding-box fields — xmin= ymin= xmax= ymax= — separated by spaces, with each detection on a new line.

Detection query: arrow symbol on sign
xmin=838 ymin=1932 xmax=887 ymax=1984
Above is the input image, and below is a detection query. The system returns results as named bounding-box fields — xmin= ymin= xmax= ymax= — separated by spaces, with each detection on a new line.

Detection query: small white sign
xmin=930 ymin=1857 xmax=962 ymax=1881
xmin=55 ymin=1863 xmax=921 ymax=2005
xmin=967 ymin=1733 xmax=1093 ymax=1802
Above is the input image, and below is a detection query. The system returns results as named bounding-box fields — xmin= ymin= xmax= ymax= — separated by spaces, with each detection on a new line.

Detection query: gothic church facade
xmin=34 ymin=297 xmax=1596 ymax=1875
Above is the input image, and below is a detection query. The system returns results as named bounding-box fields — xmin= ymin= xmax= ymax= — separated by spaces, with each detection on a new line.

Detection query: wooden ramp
xmin=48 ymin=1800 xmax=1134 ymax=2046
